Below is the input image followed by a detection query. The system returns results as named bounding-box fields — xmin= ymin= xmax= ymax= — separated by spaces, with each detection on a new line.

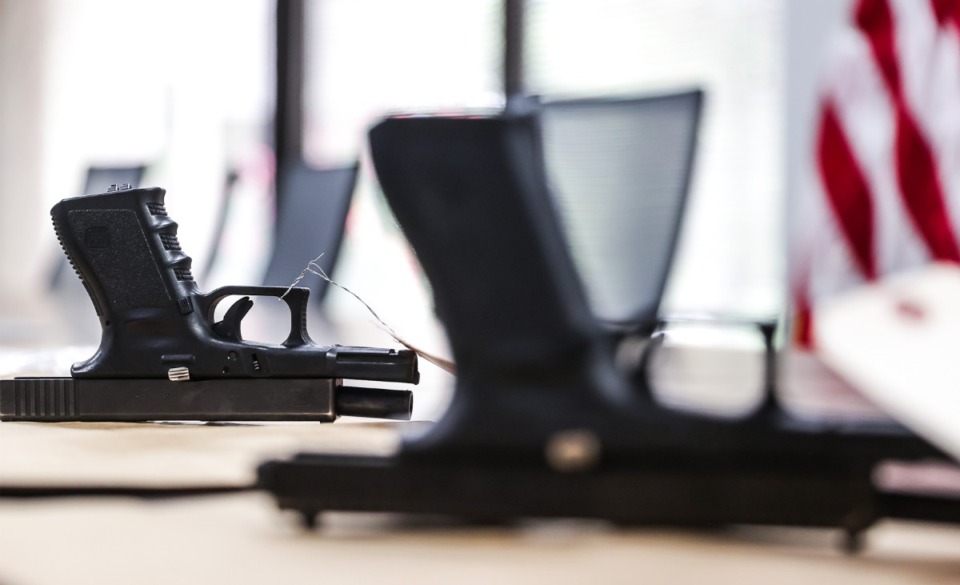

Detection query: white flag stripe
xmin=803 ymin=176 xmax=865 ymax=303
xmin=927 ymin=25 xmax=960 ymax=229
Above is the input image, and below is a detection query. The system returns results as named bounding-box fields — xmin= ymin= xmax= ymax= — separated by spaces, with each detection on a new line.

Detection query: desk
xmin=1 ymin=491 xmax=959 ymax=585
xmin=2 ymin=342 xmax=960 ymax=584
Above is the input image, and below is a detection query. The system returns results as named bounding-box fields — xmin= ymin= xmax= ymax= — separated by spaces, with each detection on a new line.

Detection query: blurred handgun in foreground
xmin=261 ymin=109 xmax=960 ymax=551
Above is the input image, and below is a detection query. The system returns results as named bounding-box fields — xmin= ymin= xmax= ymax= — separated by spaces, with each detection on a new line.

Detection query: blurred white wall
xmin=784 ymin=0 xmax=854 ymax=295
xmin=0 ymin=0 xmax=50 ymax=323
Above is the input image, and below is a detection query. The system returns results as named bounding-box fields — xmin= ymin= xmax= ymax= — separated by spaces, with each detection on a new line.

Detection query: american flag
xmin=793 ymin=0 xmax=960 ymax=347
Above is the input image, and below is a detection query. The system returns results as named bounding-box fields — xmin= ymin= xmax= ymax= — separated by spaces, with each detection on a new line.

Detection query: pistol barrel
xmin=336 ymin=386 xmax=414 ymax=420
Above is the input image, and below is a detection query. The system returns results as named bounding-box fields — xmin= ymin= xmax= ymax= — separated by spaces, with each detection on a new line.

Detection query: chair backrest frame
xmin=260 ymin=161 xmax=360 ymax=304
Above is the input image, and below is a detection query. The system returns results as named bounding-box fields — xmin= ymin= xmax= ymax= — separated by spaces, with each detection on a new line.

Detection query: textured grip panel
xmin=52 ymin=215 xmax=104 ymax=316
xmin=67 ymin=209 xmax=170 ymax=309
xmin=0 ymin=378 xmax=76 ymax=420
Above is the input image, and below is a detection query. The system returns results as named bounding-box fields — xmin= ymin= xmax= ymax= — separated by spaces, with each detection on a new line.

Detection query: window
xmin=304 ymin=0 xmax=502 ymax=165
xmin=41 ymin=0 xmax=274 ymax=271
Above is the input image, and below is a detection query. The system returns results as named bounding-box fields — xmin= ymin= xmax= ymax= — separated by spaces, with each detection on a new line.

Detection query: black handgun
xmin=0 ymin=185 xmax=418 ymax=422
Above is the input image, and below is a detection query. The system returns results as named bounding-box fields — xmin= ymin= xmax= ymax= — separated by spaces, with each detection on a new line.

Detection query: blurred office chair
xmin=198 ymin=168 xmax=241 ymax=283
xmin=537 ymin=91 xmax=703 ymax=333
xmin=260 ymin=161 xmax=359 ymax=304
xmin=538 ymin=92 xmax=782 ymax=414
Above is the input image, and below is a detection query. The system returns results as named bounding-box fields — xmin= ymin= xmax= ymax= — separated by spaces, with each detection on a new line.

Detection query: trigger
xmin=213 ymin=296 xmax=254 ymax=342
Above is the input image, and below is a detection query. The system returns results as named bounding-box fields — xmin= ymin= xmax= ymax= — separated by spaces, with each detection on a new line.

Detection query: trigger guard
xmin=195 ymin=285 xmax=313 ymax=347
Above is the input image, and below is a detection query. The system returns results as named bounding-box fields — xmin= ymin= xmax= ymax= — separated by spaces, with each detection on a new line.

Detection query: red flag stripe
xmin=857 ymin=0 xmax=903 ymax=91
xmin=894 ymin=111 xmax=960 ymax=260
xmin=930 ymin=0 xmax=960 ymax=29
xmin=817 ymin=101 xmax=878 ymax=279
xmin=856 ymin=0 xmax=960 ymax=262
xmin=792 ymin=252 xmax=816 ymax=349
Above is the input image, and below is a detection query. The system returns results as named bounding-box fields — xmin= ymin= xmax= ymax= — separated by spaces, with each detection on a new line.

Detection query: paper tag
xmin=815 ymin=263 xmax=960 ymax=460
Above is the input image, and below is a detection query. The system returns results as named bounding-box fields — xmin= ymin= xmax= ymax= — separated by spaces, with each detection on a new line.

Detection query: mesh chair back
xmin=539 ymin=90 xmax=703 ymax=328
